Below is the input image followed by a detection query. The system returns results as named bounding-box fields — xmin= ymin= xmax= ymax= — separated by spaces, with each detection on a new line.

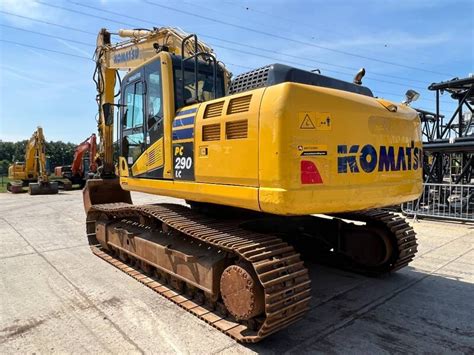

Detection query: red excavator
xmin=55 ymin=134 xmax=98 ymax=188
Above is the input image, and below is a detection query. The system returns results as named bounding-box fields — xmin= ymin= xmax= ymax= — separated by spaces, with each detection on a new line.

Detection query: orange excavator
xmin=55 ymin=134 xmax=98 ymax=188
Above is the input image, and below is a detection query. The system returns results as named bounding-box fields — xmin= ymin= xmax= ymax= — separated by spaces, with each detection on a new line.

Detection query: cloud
xmin=319 ymin=31 xmax=453 ymax=50
xmin=99 ymin=0 xmax=140 ymax=3
xmin=54 ymin=38 xmax=92 ymax=57
xmin=273 ymin=29 xmax=459 ymax=75
xmin=1 ymin=66 xmax=51 ymax=84
xmin=0 ymin=0 xmax=54 ymax=27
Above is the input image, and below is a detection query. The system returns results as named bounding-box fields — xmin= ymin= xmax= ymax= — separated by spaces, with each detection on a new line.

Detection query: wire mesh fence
xmin=402 ymin=183 xmax=473 ymax=222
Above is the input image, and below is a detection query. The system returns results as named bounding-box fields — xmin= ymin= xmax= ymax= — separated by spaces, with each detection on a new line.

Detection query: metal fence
xmin=402 ymin=183 xmax=473 ymax=222
xmin=0 ymin=174 xmax=7 ymax=187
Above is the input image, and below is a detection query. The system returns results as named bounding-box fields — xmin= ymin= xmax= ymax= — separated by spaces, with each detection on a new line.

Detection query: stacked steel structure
xmin=403 ymin=76 xmax=473 ymax=221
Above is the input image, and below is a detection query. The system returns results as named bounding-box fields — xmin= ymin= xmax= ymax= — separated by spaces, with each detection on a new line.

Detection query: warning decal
xmin=315 ymin=113 xmax=332 ymax=131
xmin=300 ymin=113 xmax=316 ymax=129
xmin=299 ymin=112 xmax=332 ymax=131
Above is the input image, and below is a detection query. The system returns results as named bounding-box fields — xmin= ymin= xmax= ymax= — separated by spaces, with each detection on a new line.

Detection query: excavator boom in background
xmin=55 ymin=134 xmax=98 ymax=188
xmin=83 ymin=27 xmax=422 ymax=342
xmin=7 ymin=126 xmax=58 ymax=195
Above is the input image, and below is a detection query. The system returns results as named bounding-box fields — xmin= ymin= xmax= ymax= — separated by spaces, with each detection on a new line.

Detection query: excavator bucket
xmin=28 ymin=181 xmax=59 ymax=195
xmin=83 ymin=178 xmax=132 ymax=214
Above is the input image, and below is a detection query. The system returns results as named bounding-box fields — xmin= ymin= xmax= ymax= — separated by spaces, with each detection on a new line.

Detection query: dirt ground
xmin=1 ymin=190 xmax=473 ymax=354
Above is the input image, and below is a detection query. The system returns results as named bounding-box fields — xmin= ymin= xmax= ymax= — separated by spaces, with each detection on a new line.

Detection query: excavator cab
xmin=83 ymin=45 xmax=225 ymax=212
xmin=116 ymin=51 xmax=225 ymax=179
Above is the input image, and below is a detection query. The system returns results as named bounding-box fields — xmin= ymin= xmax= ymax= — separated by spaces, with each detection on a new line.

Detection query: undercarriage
xmin=7 ymin=179 xmax=59 ymax=195
xmin=86 ymin=202 xmax=417 ymax=342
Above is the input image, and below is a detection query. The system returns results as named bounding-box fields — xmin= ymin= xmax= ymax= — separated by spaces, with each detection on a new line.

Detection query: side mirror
xmin=102 ymin=103 xmax=113 ymax=125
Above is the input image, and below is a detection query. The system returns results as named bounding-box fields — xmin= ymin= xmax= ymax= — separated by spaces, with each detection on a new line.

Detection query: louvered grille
xmin=226 ymin=120 xmax=248 ymax=140
xmin=148 ymin=150 xmax=156 ymax=166
xmin=227 ymin=95 xmax=252 ymax=115
xmin=229 ymin=66 xmax=270 ymax=94
xmin=202 ymin=124 xmax=221 ymax=141
xmin=204 ymin=101 xmax=224 ymax=118
xmin=147 ymin=147 xmax=162 ymax=166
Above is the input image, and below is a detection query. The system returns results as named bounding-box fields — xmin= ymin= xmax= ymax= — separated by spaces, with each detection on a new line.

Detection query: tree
xmin=0 ymin=140 xmax=77 ymax=169
xmin=0 ymin=160 xmax=9 ymax=175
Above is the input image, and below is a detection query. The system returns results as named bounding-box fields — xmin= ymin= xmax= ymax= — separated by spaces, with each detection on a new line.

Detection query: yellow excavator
xmin=8 ymin=126 xmax=59 ymax=195
xmin=84 ymin=27 xmax=422 ymax=342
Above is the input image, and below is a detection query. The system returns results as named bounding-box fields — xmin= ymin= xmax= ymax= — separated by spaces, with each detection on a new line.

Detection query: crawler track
xmin=86 ymin=203 xmax=311 ymax=343
xmin=337 ymin=209 xmax=418 ymax=273
xmin=86 ymin=204 xmax=417 ymax=342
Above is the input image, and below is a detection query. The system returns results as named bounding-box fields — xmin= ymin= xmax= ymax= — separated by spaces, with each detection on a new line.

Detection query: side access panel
xmin=194 ymin=90 xmax=264 ymax=187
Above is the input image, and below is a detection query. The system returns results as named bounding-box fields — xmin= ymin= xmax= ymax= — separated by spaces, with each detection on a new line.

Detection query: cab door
xmin=143 ymin=59 xmax=165 ymax=178
xmin=120 ymin=70 xmax=146 ymax=177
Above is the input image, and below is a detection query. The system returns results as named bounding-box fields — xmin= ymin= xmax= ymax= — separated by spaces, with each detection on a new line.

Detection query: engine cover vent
xmin=202 ymin=123 xmax=221 ymax=141
xmin=229 ymin=66 xmax=270 ymax=94
xmin=204 ymin=101 xmax=225 ymax=118
xmin=226 ymin=120 xmax=248 ymax=140
xmin=227 ymin=95 xmax=252 ymax=115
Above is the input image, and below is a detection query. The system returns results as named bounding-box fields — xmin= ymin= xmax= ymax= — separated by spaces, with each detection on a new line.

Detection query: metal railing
xmin=402 ymin=183 xmax=473 ymax=222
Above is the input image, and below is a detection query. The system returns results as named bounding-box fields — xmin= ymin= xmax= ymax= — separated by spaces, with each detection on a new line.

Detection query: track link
xmin=86 ymin=203 xmax=311 ymax=343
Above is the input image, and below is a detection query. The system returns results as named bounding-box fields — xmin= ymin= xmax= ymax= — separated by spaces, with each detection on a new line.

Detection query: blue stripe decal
xmin=173 ymin=116 xmax=195 ymax=128
xmin=176 ymin=108 xmax=197 ymax=117
xmin=172 ymin=127 xmax=194 ymax=140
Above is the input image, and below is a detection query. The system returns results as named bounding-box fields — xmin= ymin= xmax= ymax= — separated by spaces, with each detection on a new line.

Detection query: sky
xmin=0 ymin=0 xmax=473 ymax=143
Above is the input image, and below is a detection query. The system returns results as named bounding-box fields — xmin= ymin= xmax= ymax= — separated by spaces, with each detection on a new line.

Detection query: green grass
xmin=0 ymin=176 xmax=12 ymax=193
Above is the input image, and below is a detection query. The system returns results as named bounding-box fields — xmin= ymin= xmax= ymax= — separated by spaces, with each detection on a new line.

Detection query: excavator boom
xmin=71 ymin=134 xmax=97 ymax=176
xmin=55 ymin=134 xmax=98 ymax=189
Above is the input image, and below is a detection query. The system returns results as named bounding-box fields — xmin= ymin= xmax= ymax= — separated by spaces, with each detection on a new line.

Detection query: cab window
xmin=123 ymin=81 xmax=144 ymax=129
xmin=121 ymin=81 xmax=144 ymax=165
xmin=145 ymin=60 xmax=163 ymax=145
xmin=173 ymin=60 xmax=225 ymax=110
